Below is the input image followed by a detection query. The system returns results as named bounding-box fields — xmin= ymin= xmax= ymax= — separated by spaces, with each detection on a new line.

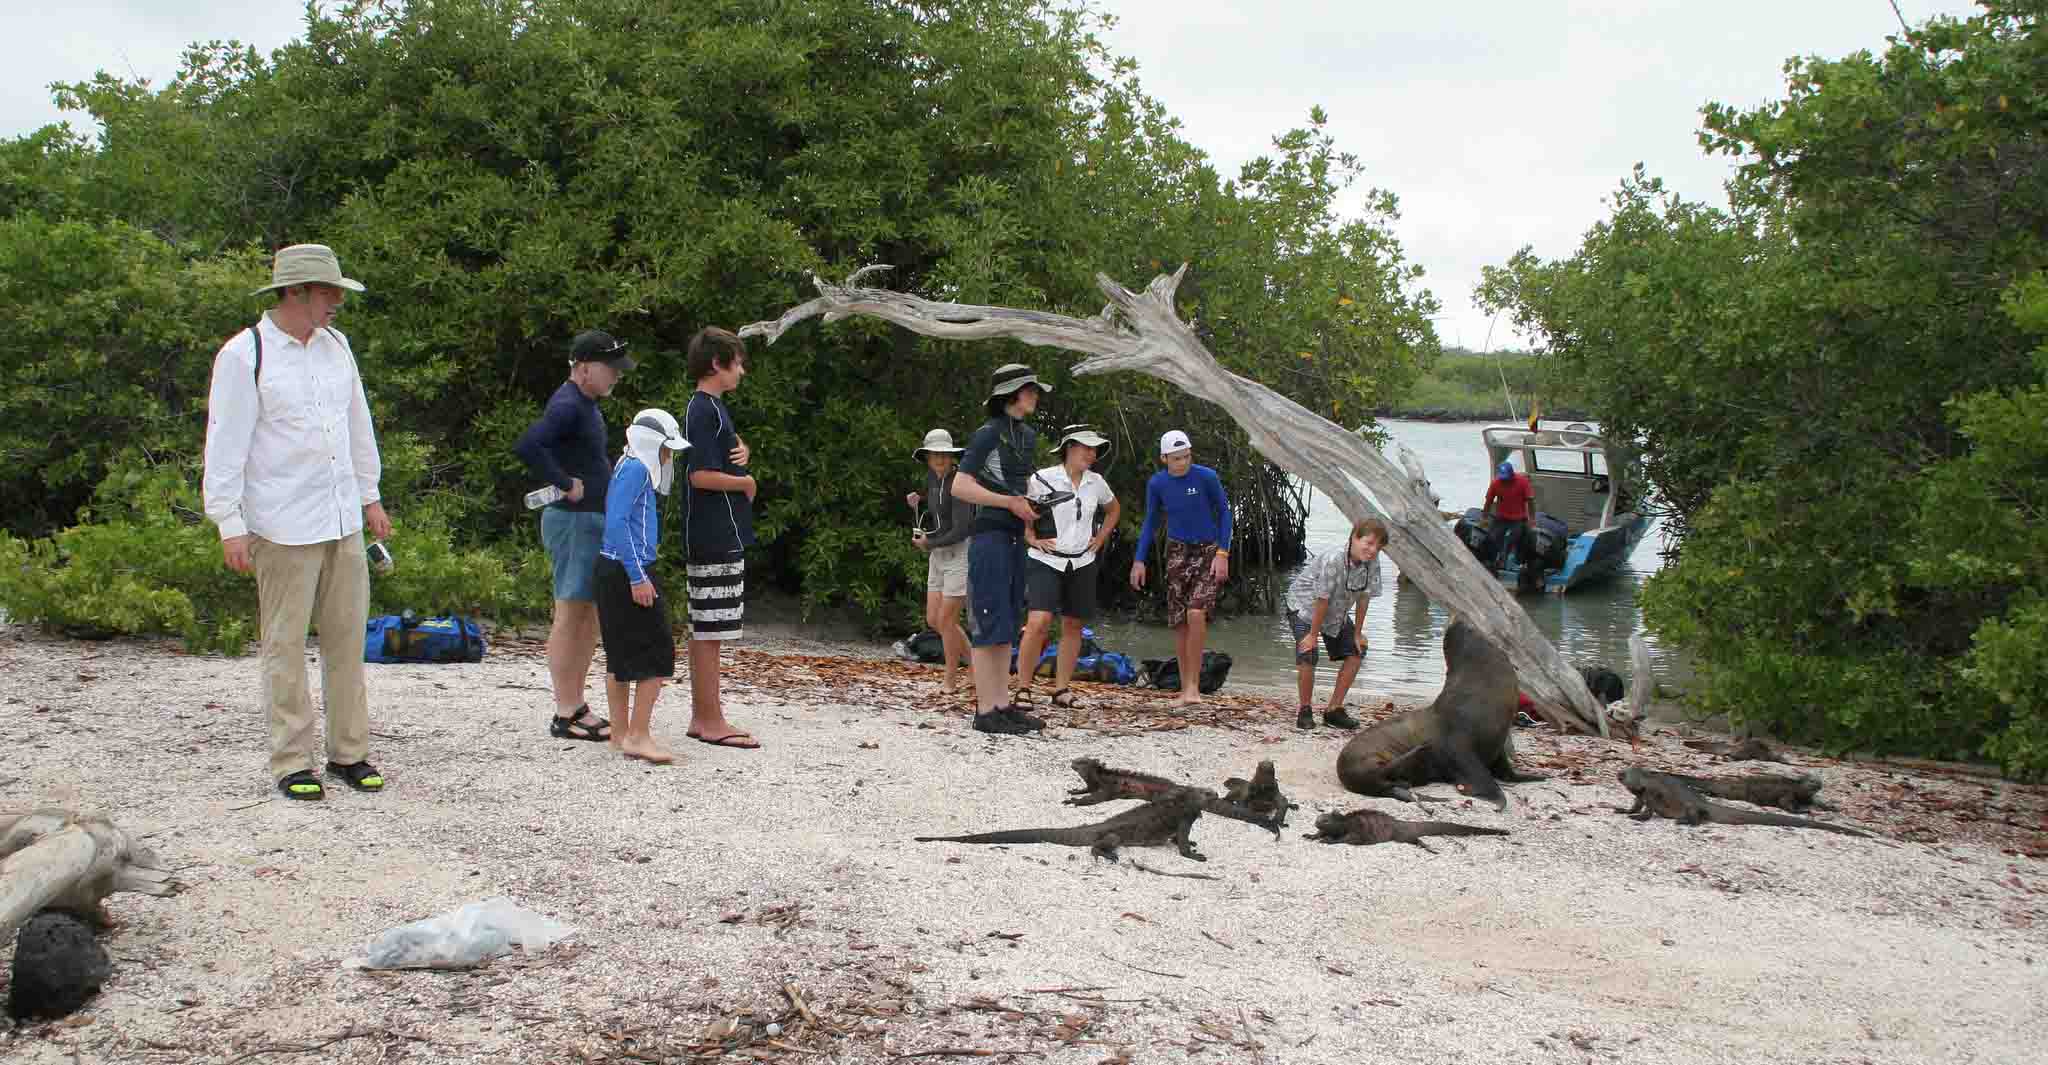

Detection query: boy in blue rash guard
xmin=1128 ymin=429 xmax=1232 ymax=706
xmin=595 ymin=408 xmax=689 ymax=765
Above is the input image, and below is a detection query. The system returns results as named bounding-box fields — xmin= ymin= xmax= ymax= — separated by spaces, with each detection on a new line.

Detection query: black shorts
xmin=1024 ymin=558 xmax=1098 ymax=620
xmin=594 ymin=556 xmax=674 ymax=682
xmin=1287 ymin=609 xmax=1361 ymax=667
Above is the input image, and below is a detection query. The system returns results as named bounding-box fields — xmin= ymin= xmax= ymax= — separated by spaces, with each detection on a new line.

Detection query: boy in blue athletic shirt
xmin=1129 ymin=430 xmax=1232 ymax=706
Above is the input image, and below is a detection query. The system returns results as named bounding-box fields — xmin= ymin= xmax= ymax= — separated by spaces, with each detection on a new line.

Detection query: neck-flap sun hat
xmin=251 ymin=243 xmax=365 ymax=296
xmin=622 ymin=409 xmax=690 ymax=495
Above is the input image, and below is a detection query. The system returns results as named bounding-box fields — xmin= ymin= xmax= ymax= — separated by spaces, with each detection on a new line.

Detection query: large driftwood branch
xmin=1 ymin=808 xmax=183 ymax=942
xmin=739 ymin=266 xmax=1606 ymax=734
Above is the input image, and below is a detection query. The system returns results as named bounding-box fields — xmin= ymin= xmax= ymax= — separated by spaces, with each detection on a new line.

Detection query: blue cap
xmin=1496 ymin=462 xmax=1515 ymax=480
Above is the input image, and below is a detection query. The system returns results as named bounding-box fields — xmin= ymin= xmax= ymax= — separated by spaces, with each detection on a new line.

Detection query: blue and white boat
xmin=1450 ymin=422 xmax=1650 ymax=594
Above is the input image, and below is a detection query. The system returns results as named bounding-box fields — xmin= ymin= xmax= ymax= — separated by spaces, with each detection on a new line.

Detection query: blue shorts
xmin=967 ymin=529 xmax=1026 ymax=648
xmin=540 ymin=508 xmax=606 ymax=602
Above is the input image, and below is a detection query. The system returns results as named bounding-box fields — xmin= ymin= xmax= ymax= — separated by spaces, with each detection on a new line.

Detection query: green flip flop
xmin=278 ymin=769 xmax=324 ymax=800
xmin=326 ymin=760 xmax=385 ymax=792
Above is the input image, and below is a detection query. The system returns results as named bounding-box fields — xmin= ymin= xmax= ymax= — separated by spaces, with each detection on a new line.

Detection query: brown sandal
xmin=1050 ymin=688 xmax=1079 ymax=709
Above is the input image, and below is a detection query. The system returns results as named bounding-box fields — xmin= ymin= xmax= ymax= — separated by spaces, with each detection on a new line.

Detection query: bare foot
xmin=1174 ymin=692 xmax=1205 ymax=707
xmin=639 ymin=742 xmax=676 ymax=765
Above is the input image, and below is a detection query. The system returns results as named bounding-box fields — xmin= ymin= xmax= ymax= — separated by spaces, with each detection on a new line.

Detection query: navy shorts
xmin=967 ymin=529 xmax=1026 ymax=648
xmin=540 ymin=508 xmax=605 ymax=602
xmin=1287 ymin=609 xmax=1361 ymax=667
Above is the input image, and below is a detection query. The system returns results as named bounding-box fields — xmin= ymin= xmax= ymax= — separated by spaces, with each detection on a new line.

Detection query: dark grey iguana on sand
xmin=1221 ymin=759 xmax=1297 ymax=829
xmin=1303 ymin=808 xmax=1508 ymax=852
xmin=1663 ymin=770 xmax=1833 ymax=812
xmin=1681 ymin=737 xmax=1789 ymax=763
xmin=1616 ymin=768 xmax=1872 ymax=838
xmin=1065 ymin=757 xmax=1184 ymax=806
xmin=1063 ymin=757 xmax=1283 ymax=838
xmin=915 ymin=787 xmax=1213 ymax=861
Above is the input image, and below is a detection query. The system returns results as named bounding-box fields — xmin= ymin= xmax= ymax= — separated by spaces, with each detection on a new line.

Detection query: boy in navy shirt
xmin=680 ymin=327 xmax=761 ymax=750
xmin=1129 ymin=430 xmax=1232 ymax=706
xmin=514 ymin=329 xmax=634 ymax=744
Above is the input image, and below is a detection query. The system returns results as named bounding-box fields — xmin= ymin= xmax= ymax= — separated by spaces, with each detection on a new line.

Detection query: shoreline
xmin=4 ymin=623 xmax=2045 ymax=1063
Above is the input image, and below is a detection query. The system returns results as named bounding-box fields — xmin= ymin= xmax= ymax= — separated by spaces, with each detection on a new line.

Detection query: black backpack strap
xmin=251 ymin=326 xmax=263 ymax=384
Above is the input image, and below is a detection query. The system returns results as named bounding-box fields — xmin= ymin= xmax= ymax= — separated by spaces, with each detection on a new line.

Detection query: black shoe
xmin=325 ymin=760 xmax=386 ymax=792
xmin=1002 ymin=705 xmax=1046 ymax=732
xmin=973 ymin=709 xmax=1029 ymax=735
xmin=277 ymin=769 xmax=324 ymax=800
xmin=1324 ymin=707 xmax=1361 ymax=730
xmin=1295 ymin=706 xmax=1316 ymax=730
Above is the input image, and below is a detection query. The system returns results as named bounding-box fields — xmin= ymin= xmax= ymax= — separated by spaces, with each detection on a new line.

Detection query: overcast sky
xmin=4 ymin=1 xmax=1983 ymax=350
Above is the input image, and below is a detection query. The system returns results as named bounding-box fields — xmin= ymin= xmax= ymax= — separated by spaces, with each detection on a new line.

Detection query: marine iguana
xmin=1663 ymin=770 xmax=1834 ymax=812
xmin=915 ymin=787 xmax=1212 ymax=861
xmin=1681 ymin=737 xmax=1789 ymax=763
xmin=1616 ymin=767 xmax=1872 ymax=838
xmin=1221 ymin=759 xmax=1297 ymax=829
xmin=1336 ymin=618 xmax=1546 ymax=811
xmin=1065 ymin=757 xmax=1183 ymax=806
xmin=1064 ymin=757 xmax=1282 ymax=837
xmin=1303 ymin=808 xmax=1509 ymax=851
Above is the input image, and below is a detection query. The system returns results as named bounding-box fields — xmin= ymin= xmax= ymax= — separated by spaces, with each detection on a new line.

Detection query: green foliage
xmin=0 ymin=0 xmax=1441 ymax=635
xmin=1480 ymin=2 xmax=2048 ymax=775
xmin=1389 ymin=349 xmax=1589 ymax=419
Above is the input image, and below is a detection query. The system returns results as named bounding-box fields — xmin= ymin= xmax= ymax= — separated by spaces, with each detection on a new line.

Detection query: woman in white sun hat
xmin=906 ymin=428 xmax=974 ymax=692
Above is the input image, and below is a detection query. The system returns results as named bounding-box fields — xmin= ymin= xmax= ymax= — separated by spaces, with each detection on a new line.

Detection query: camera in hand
xmin=1031 ymin=490 xmax=1075 ymax=541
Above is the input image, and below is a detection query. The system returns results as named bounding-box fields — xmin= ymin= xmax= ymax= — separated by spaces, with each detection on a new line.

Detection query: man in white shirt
xmin=1013 ymin=425 xmax=1119 ymax=709
xmin=202 ymin=244 xmax=392 ymax=801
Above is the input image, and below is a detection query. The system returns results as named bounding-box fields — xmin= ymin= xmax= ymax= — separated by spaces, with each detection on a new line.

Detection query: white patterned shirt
xmin=1025 ymin=464 xmax=1115 ymax=571
xmin=1285 ymin=548 xmax=1382 ymax=632
xmin=202 ymin=312 xmax=382 ymax=545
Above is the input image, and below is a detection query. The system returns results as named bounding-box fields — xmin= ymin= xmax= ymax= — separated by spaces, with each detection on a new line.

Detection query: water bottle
xmin=525 ymin=485 xmax=564 ymax=509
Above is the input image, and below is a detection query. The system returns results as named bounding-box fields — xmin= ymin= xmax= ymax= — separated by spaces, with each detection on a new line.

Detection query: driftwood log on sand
xmin=739 ymin=266 xmax=1607 ymax=734
xmin=1 ymin=808 xmax=183 ymax=942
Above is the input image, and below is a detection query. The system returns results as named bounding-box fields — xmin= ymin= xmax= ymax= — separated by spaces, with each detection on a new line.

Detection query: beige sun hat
xmin=1052 ymin=423 xmax=1112 ymax=464
xmin=913 ymin=428 xmax=966 ymax=462
xmin=250 ymin=243 xmax=366 ymax=296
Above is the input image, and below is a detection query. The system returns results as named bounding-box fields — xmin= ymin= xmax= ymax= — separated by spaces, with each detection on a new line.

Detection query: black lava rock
xmin=8 ymin=911 xmax=110 ymax=1019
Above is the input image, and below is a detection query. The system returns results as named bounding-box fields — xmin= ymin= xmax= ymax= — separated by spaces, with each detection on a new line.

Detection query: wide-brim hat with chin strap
xmin=250 ymin=243 xmax=366 ymax=296
xmin=1052 ymin=423 xmax=1112 ymax=465
xmin=912 ymin=428 xmax=965 ymax=462
xmin=622 ymin=408 xmax=690 ymax=495
xmin=987 ymin=363 xmax=1052 ymax=401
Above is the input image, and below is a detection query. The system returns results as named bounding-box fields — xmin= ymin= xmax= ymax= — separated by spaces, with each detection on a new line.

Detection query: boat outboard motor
xmin=1530 ymin=513 xmax=1570 ymax=570
xmin=1453 ymin=507 xmax=1492 ymax=562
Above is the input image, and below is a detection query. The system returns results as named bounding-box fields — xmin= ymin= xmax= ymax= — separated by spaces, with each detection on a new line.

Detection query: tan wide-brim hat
xmin=987 ymin=363 xmax=1052 ymax=400
xmin=250 ymin=243 xmax=366 ymax=296
xmin=913 ymin=428 xmax=966 ymax=462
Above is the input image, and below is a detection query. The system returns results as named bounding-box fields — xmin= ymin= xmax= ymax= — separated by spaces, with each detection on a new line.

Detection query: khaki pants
xmin=251 ymin=532 xmax=371 ymax=780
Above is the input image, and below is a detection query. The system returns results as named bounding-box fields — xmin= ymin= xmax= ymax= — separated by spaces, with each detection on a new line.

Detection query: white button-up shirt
xmin=1025 ymin=464 xmax=1115 ymax=571
xmin=202 ymin=312 xmax=381 ymax=545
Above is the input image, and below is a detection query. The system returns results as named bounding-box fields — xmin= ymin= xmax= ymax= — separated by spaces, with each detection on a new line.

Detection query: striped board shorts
xmin=686 ymin=548 xmax=746 ymax=642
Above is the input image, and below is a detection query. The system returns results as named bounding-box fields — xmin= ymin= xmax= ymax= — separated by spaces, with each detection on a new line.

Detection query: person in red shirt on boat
xmin=1482 ymin=460 xmax=1534 ymax=569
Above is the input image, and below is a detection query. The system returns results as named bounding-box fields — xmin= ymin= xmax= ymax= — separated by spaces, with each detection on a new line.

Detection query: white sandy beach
xmin=3 ymin=621 xmax=2044 ymax=1064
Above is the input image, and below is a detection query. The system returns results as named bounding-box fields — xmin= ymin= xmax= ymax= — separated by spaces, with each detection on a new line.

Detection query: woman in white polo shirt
xmin=1013 ymin=425 xmax=1120 ymax=709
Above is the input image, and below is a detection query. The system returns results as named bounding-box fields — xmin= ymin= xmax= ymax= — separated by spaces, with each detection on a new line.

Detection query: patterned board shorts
xmin=1164 ymin=540 xmax=1222 ymax=629
xmin=686 ymin=549 xmax=745 ymax=642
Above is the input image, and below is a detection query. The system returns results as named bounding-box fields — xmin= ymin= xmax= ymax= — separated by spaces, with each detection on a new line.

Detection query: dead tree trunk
xmin=740 ymin=266 xmax=1608 ymax=734
xmin=1 ymin=809 xmax=182 ymax=942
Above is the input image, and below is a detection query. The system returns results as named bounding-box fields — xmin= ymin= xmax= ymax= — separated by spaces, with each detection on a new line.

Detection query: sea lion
xmin=1334 ymin=617 xmax=1545 ymax=810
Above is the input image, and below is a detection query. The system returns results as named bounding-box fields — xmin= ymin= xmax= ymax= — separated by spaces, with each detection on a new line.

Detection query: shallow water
xmin=1081 ymin=418 xmax=1682 ymax=704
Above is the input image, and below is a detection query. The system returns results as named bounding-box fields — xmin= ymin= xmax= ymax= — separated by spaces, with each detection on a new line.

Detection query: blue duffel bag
xmin=365 ymin=611 xmax=486 ymax=664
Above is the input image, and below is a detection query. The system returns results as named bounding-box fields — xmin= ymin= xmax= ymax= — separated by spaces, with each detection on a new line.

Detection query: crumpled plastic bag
xmin=355 ymin=897 xmax=576 ymax=971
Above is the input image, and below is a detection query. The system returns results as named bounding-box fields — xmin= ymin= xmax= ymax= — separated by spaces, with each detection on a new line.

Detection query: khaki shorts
xmin=927 ymin=541 xmax=968 ymax=598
